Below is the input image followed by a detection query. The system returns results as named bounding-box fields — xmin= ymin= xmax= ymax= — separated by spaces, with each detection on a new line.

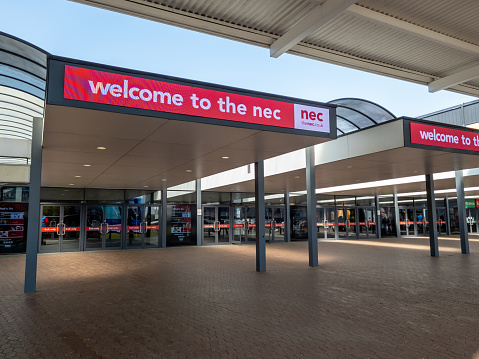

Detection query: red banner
xmin=410 ymin=122 xmax=479 ymax=152
xmin=64 ymin=66 xmax=330 ymax=134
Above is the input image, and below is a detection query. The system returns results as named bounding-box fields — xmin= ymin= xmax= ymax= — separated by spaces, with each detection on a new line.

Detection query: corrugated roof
xmin=72 ymin=0 xmax=479 ymax=96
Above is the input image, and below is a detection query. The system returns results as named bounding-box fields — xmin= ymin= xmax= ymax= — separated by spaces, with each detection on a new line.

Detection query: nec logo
xmin=300 ymin=109 xmax=323 ymax=121
xmin=294 ymin=104 xmax=330 ymax=133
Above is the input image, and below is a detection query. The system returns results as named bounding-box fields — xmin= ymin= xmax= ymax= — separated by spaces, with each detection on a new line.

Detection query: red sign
xmin=410 ymin=122 xmax=479 ymax=152
xmin=63 ymin=66 xmax=330 ymax=133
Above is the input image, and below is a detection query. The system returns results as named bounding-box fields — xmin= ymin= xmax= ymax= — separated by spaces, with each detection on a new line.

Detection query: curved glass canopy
xmin=328 ymin=98 xmax=396 ymax=136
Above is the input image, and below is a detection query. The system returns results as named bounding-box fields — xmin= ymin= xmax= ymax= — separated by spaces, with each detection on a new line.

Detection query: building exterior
xmin=1 ymin=31 xmax=479 ymax=293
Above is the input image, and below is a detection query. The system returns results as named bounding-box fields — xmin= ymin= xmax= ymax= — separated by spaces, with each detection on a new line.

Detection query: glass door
xmin=127 ymin=205 xmax=159 ymax=248
xmin=233 ymin=206 xmax=246 ymax=244
xmin=466 ymin=208 xmax=477 ymax=234
xmin=399 ymin=208 xmax=414 ymax=236
xmin=202 ymin=206 xmax=231 ymax=244
xmin=358 ymin=207 xmax=376 ymax=238
xmin=272 ymin=206 xmax=285 ymax=242
xmin=338 ymin=207 xmax=356 ymax=238
xmin=40 ymin=204 xmax=81 ymax=252
xmin=316 ymin=207 xmax=325 ymax=239
xmin=415 ymin=208 xmax=425 ymax=235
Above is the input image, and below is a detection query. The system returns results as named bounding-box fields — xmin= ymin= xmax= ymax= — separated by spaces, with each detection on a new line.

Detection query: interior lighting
xmin=69 ymin=183 xmax=75 ymax=186
xmin=96 ymin=147 xmax=106 ymax=150
xmin=75 ymin=175 xmax=81 ymax=178
xmin=162 ymin=179 xmax=167 ymax=182
xmin=186 ymin=170 xmax=192 ymax=173
xmin=222 ymin=156 xmax=230 ymax=159
xmin=294 ymin=176 xmax=300 ymax=179
xmin=346 ymin=165 xmax=353 ymax=169
xmin=83 ymin=164 xmax=91 ymax=167
xmin=144 ymin=185 xmax=149 ymax=188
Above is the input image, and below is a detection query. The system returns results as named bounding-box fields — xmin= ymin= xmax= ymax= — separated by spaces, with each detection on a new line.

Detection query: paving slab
xmin=1 ymin=236 xmax=479 ymax=358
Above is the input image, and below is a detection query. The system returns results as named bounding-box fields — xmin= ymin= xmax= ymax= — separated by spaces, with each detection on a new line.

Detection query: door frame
xmin=126 ymin=204 xmax=160 ymax=249
xmin=202 ymin=205 xmax=232 ymax=245
xmin=39 ymin=203 xmax=82 ymax=252
xmin=85 ymin=203 xmax=123 ymax=251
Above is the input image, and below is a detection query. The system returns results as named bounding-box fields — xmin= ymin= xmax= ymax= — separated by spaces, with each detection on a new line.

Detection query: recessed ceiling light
xmin=64 ymin=190 xmax=69 ymax=192
xmin=96 ymin=146 xmax=106 ymax=150
xmin=294 ymin=176 xmax=300 ymax=179
xmin=347 ymin=165 xmax=353 ymax=169
xmin=69 ymin=183 xmax=75 ymax=186
xmin=186 ymin=169 xmax=192 ymax=173
xmin=83 ymin=164 xmax=91 ymax=167
xmin=355 ymin=180 xmax=360 ymax=182
xmin=161 ymin=179 xmax=167 ymax=182
xmin=74 ymin=175 xmax=81 ymax=178
xmin=144 ymin=185 xmax=149 ymax=188
xmin=222 ymin=156 xmax=230 ymax=159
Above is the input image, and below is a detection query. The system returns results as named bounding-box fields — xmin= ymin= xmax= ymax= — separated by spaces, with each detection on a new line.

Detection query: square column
xmin=445 ymin=196 xmax=451 ymax=236
xmin=160 ymin=188 xmax=167 ymax=248
xmin=455 ymin=170 xmax=470 ymax=254
xmin=255 ymin=161 xmax=266 ymax=272
xmin=196 ymin=179 xmax=202 ymax=246
xmin=24 ymin=117 xmax=43 ymax=294
xmin=284 ymin=191 xmax=291 ymax=242
xmin=306 ymin=146 xmax=318 ymax=267
xmin=426 ymin=174 xmax=439 ymax=257
xmin=393 ymin=193 xmax=401 ymax=238
xmin=375 ymin=195 xmax=381 ymax=239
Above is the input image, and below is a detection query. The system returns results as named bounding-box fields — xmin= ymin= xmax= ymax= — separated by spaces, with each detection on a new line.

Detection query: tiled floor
xmin=1 ymin=236 xmax=479 ymax=358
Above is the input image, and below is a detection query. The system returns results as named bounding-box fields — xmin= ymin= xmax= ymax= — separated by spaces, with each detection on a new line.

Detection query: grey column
xmin=426 ymin=174 xmax=439 ymax=257
xmin=196 ymin=179 xmax=202 ymax=246
xmin=375 ymin=195 xmax=381 ymax=239
xmin=255 ymin=161 xmax=266 ymax=272
xmin=455 ymin=170 xmax=470 ymax=254
xmin=284 ymin=191 xmax=291 ymax=242
xmin=160 ymin=188 xmax=167 ymax=248
xmin=393 ymin=193 xmax=401 ymax=238
xmin=24 ymin=117 xmax=43 ymax=294
xmin=306 ymin=146 xmax=318 ymax=267
xmin=334 ymin=202 xmax=339 ymax=239
xmin=445 ymin=196 xmax=451 ymax=236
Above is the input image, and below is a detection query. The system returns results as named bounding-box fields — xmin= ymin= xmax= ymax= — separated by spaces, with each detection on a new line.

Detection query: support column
xmin=334 ymin=206 xmax=339 ymax=239
xmin=255 ymin=161 xmax=266 ymax=272
xmin=375 ymin=195 xmax=381 ymax=239
xmin=160 ymin=188 xmax=167 ymax=248
xmin=393 ymin=193 xmax=401 ymax=238
xmin=426 ymin=174 xmax=439 ymax=257
xmin=24 ymin=117 xmax=43 ymax=294
xmin=196 ymin=179 xmax=202 ymax=246
xmin=284 ymin=191 xmax=291 ymax=242
xmin=306 ymin=146 xmax=318 ymax=267
xmin=455 ymin=170 xmax=470 ymax=254
xmin=445 ymin=196 xmax=451 ymax=236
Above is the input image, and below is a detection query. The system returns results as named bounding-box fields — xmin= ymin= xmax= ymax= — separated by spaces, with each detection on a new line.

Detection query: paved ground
xmin=1 ymin=236 xmax=479 ymax=359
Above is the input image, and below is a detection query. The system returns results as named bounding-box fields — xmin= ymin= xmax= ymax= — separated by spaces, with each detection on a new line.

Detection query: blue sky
xmin=2 ymin=0 xmax=475 ymax=117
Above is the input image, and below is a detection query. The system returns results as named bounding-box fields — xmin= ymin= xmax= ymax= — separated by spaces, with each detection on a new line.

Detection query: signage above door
xmin=47 ymin=58 xmax=336 ymax=138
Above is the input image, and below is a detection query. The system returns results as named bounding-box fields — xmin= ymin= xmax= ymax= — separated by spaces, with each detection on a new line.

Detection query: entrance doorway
xmin=85 ymin=204 xmax=122 ymax=250
xmin=40 ymin=204 xmax=81 ymax=252
xmin=357 ymin=207 xmax=376 ymax=238
xmin=126 ymin=205 xmax=160 ymax=248
xmin=337 ymin=207 xmax=356 ymax=238
xmin=399 ymin=207 xmax=415 ymax=236
xmin=203 ymin=206 xmax=230 ymax=244
xmin=317 ymin=207 xmax=336 ymax=239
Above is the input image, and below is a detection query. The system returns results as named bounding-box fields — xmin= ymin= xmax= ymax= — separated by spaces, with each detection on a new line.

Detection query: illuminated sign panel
xmin=410 ymin=122 xmax=479 ymax=152
xmin=63 ymin=65 xmax=331 ymax=134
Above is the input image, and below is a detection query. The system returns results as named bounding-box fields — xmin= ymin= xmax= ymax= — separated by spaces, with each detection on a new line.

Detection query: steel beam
xmin=428 ymin=64 xmax=479 ymax=92
xmin=270 ymin=0 xmax=357 ymax=58
xmin=375 ymin=195 xmax=381 ymax=239
xmin=393 ymin=193 xmax=401 ymax=238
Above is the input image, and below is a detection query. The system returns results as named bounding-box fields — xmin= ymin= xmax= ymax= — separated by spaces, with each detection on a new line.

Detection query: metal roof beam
xmin=270 ymin=0 xmax=357 ymax=58
xmin=347 ymin=5 xmax=479 ymax=55
xmin=428 ymin=64 xmax=479 ymax=93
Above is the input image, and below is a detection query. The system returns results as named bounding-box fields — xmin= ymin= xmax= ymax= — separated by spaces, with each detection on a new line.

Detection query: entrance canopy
xmin=42 ymin=57 xmax=336 ymax=190
xmin=207 ymin=118 xmax=479 ymax=196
